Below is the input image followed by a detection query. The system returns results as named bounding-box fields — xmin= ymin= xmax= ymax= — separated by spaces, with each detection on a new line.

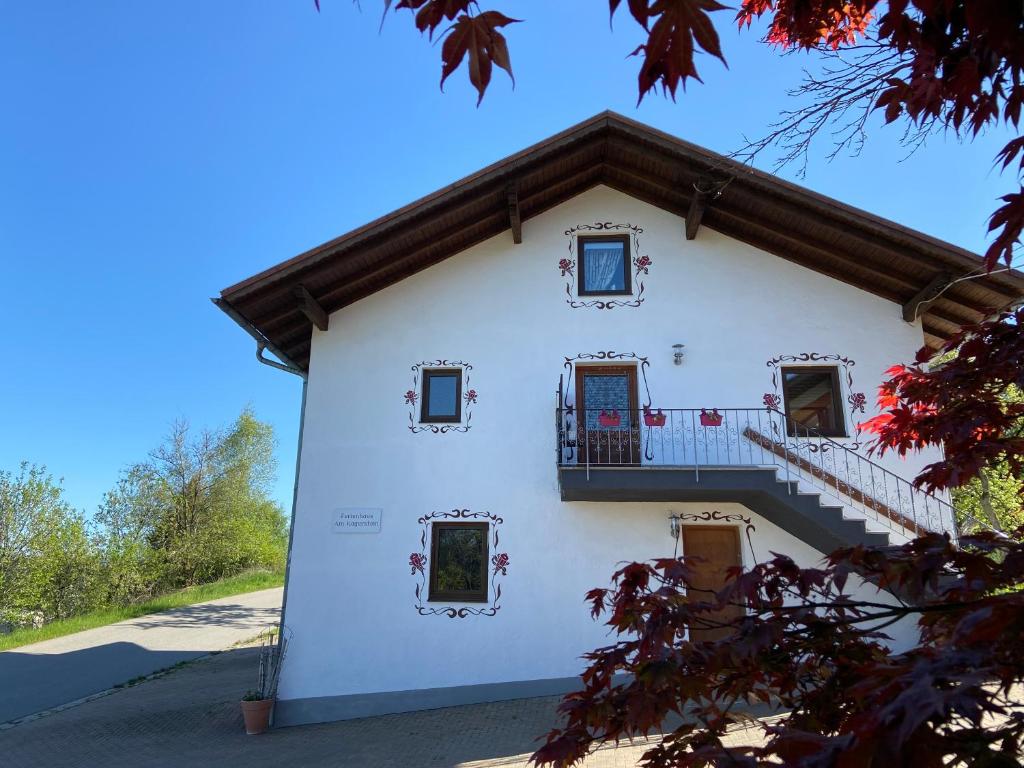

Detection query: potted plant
xmin=241 ymin=690 xmax=274 ymax=735
xmin=643 ymin=407 xmax=667 ymax=427
xmin=240 ymin=629 xmax=290 ymax=735
xmin=597 ymin=410 xmax=621 ymax=428
xmin=699 ymin=408 xmax=723 ymax=427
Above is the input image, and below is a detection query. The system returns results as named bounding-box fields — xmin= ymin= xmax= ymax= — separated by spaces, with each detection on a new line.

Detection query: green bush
xmin=0 ymin=464 xmax=103 ymax=626
xmin=1 ymin=407 xmax=288 ymax=629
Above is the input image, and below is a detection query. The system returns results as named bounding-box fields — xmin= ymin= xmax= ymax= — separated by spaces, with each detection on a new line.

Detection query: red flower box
xmin=597 ymin=410 xmax=621 ymax=428
xmin=643 ymin=408 xmax=666 ymax=427
xmin=699 ymin=409 xmax=723 ymax=427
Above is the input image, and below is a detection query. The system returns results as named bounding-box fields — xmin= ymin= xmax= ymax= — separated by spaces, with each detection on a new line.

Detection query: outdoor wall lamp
xmin=668 ymin=513 xmax=681 ymax=540
xmin=673 ymin=344 xmax=685 ymax=365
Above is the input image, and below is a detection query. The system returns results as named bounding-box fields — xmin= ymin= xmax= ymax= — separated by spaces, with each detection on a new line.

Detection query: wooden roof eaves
xmin=222 ymin=111 xmax=1024 ymax=310
xmin=221 ymin=115 xmax=618 ymax=301
xmin=600 ymin=116 xmax=1024 ymax=299
xmin=216 ymin=112 xmax=1024 ymax=373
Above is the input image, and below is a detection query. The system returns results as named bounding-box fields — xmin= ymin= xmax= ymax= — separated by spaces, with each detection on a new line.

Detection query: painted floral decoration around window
xmin=765 ymin=352 xmax=867 ymax=450
xmin=559 ymin=350 xmax=654 ymax=464
xmin=405 ymin=360 xmax=475 ymax=434
xmin=409 ymin=552 xmax=427 ymax=575
xmin=491 ymin=552 xmax=510 ymax=575
xmin=560 ymin=222 xmax=652 ymax=309
xmin=410 ymin=509 xmax=508 ymax=619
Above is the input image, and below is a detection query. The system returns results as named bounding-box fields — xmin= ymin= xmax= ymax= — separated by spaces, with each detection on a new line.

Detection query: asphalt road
xmin=0 ymin=587 xmax=282 ymax=724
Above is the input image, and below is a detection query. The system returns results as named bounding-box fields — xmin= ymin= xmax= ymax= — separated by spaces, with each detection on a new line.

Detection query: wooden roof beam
xmin=604 ymin=164 xmax=923 ymax=295
xmin=507 ymin=183 xmax=522 ymax=244
xmin=685 ymin=177 xmax=732 ymax=241
xmin=293 ymin=285 xmax=329 ymax=332
xmin=611 ymin=130 xmax=1024 ymax=297
xmin=246 ymin=165 xmax=607 ymax=345
xmin=253 ymin=145 xmax=610 ymax=327
xmin=310 ymin=165 xmax=604 ymax=312
xmin=612 ymin=135 xmax=1023 ymax=300
xmin=685 ymin=190 xmax=707 ymax=240
xmin=903 ymin=272 xmax=952 ymax=323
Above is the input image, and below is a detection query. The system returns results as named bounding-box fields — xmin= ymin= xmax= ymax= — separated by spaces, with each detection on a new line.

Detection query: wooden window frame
xmin=780 ymin=365 xmax=847 ymax=438
xmin=574 ymin=364 xmax=640 ymax=419
xmin=577 ymin=234 xmax=632 ymax=296
xmin=574 ymin=363 xmax=642 ymax=466
xmin=420 ymin=368 xmax=462 ymax=423
xmin=428 ymin=522 xmax=489 ymax=603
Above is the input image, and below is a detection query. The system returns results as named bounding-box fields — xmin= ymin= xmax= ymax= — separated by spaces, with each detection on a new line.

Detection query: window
xmin=420 ymin=368 xmax=462 ymax=423
xmin=781 ymin=366 xmax=846 ymax=437
xmin=429 ymin=522 xmax=488 ymax=602
xmin=578 ymin=234 xmax=631 ymax=296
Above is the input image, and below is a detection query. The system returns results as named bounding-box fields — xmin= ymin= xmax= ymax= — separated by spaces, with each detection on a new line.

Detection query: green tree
xmin=953 ymin=463 xmax=1024 ymax=533
xmin=950 ymin=383 xmax=1024 ymax=533
xmin=95 ymin=407 xmax=287 ymax=597
xmin=0 ymin=464 xmax=101 ymax=625
xmin=93 ymin=464 xmax=164 ymax=603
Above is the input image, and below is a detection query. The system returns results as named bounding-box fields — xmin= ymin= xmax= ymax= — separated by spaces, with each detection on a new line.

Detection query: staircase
xmin=559 ymin=465 xmax=891 ymax=553
xmin=556 ymin=405 xmax=973 ymax=553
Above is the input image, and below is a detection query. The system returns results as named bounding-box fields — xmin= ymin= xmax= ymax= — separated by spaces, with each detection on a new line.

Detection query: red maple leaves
xmin=378 ymin=2 xmax=520 ymax=106
xmin=613 ymin=0 xmax=730 ymax=101
xmin=384 ymin=0 xmax=1024 ymax=268
xmin=319 ymin=1 xmax=1024 ymax=267
xmin=439 ymin=11 xmax=518 ymax=105
xmin=988 ymin=188 xmax=1024 ymax=272
xmin=863 ymin=307 xmax=1024 ymax=494
xmin=532 ymin=530 xmax=1024 ymax=767
xmin=737 ymin=0 xmax=875 ymax=49
xmin=389 ymin=0 xmax=476 ymax=36
xmin=738 ymin=0 xmax=1024 ymax=271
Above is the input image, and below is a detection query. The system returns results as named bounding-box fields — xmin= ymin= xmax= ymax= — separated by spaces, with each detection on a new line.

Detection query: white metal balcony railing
xmin=555 ymin=405 xmax=971 ymax=541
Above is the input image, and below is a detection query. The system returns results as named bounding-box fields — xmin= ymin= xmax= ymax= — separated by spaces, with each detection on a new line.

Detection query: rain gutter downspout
xmin=211 ymin=297 xmax=307 ymax=710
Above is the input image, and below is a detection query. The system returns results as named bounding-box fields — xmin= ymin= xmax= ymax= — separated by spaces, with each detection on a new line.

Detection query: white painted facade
xmin=275 ymin=186 xmax=944 ymax=724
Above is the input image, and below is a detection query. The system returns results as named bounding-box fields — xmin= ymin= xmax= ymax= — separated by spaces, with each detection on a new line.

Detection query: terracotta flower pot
xmin=240 ymin=698 xmax=273 ymax=735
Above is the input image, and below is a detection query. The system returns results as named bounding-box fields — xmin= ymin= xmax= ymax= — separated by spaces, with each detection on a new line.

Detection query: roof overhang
xmin=217 ymin=111 xmax=1024 ymax=371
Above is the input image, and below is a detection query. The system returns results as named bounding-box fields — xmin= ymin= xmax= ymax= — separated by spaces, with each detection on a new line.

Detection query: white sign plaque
xmin=332 ymin=508 xmax=382 ymax=534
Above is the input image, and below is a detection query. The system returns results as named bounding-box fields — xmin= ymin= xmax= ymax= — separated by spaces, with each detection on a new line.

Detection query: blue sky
xmin=1 ymin=2 xmax=1015 ymax=516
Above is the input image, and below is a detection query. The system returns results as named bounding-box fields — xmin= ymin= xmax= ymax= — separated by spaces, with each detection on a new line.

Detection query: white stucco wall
xmin=277 ymin=186 xmax=935 ymax=707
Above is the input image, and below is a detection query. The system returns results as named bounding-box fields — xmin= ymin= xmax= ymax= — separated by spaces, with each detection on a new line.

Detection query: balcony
xmin=556 ymin=406 xmax=964 ymax=550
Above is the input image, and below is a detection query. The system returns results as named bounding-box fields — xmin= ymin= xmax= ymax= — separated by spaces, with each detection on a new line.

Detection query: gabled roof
xmin=216 ymin=111 xmax=1024 ymax=372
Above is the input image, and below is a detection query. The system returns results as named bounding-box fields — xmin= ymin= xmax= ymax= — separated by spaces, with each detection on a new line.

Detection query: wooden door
xmin=575 ymin=365 xmax=641 ymax=465
xmin=682 ymin=526 xmax=743 ymax=642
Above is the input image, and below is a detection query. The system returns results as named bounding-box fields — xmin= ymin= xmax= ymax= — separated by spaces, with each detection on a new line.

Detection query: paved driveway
xmin=0 ymin=587 xmax=282 ymax=723
xmin=0 ymin=645 xmax=770 ymax=768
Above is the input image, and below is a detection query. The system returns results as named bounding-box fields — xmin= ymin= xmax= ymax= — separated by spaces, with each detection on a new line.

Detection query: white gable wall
xmin=277 ymin=186 xmax=937 ymax=717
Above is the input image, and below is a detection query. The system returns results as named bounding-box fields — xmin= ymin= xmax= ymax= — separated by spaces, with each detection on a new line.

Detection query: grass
xmin=0 ymin=569 xmax=284 ymax=652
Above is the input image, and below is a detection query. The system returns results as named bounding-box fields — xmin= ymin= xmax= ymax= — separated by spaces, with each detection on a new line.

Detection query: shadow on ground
xmin=0 ymin=642 xmax=210 ymax=724
xmin=0 ymin=647 xmax=663 ymax=768
xmin=128 ymin=600 xmax=277 ymax=630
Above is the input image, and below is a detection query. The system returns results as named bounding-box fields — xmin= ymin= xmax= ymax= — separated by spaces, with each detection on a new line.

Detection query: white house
xmin=215 ymin=112 xmax=1024 ymax=727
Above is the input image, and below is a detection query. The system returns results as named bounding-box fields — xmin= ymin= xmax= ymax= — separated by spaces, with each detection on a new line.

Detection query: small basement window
xmin=578 ymin=234 xmax=631 ymax=296
xmin=420 ymin=368 xmax=462 ymax=423
xmin=781 ymin=366 xmax=846 ymax=437
xmin=429 ymin=522 xmax=488 ymax=603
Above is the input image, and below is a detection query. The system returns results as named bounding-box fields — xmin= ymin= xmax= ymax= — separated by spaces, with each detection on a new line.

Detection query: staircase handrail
xmin=763 ymin=406 xmax=996 ymax=540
